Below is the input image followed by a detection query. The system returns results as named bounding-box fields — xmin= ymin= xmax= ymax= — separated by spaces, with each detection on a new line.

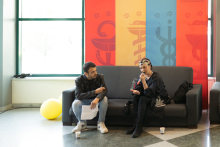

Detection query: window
xmin=17 ymin=0 xmax=84 ymax=76
xmin=208 ymin=0 xmax=213 ymax=76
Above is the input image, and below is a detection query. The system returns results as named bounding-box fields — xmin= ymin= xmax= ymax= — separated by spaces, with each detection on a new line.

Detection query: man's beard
xmin=93 ymin=74 xmax=97 ymax=78
xmin=88 ymin=74 xmax=97 ymax=79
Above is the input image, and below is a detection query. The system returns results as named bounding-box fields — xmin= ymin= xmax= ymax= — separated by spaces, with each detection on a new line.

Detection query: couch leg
xmin=63 ymin=122 xmax=72 ymax=126
xmin=210 ymin=121 xmax=219 ymax=124
xmin=188 ymin=125 xmax=197 ymax=129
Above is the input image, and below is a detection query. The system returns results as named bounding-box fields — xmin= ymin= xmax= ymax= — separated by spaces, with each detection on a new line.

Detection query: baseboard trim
xmin=0 ymin=104 xmax=13 ymax=112
xmin=13 ymin=103 xmax=42 ymax=108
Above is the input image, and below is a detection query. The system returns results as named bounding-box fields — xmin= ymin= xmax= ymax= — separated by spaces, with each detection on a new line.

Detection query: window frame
xmin=16 ymin=0 xmax=85 ymax=77
xmin=209 ymin=0 xmax=213 ymax=77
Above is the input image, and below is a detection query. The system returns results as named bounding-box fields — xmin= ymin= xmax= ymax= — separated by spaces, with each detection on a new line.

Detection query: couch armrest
xmin=62 ymin=87 xmax=76 ymax=126
xmin=186 ymin=84 xmax=202 ymax=128
xmin=210 ymin=82 xmax=220 ymax=123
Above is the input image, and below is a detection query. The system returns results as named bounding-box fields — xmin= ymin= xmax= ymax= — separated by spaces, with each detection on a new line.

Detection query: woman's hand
xmin=140 ymin=73 xmax=145 ymax=81
xmin=130 ymin=90 xmax=140 ymax=95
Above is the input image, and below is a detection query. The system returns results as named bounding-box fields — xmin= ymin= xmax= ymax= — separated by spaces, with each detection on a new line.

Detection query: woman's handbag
xmin=122 ymin=101 xmax=133 ymax=116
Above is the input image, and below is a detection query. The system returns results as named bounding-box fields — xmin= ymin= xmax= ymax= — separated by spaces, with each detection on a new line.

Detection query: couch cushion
xmin=164 ymin=103 xmax=186 ymax=117
xmin=107 ymin=99 xmax=131 ymax=116
xmin=149 ymin=66 xmax=193 ymax=98
xmin=68 ymin=99 xmax=131 ymax=116
xmin=97 ymin=66 xmax=141 ymax=99
xmin=118 ymin=67 xmax=143 ymax=99
xmin=97 ymin=66 xmax=193 ymax=99
xmin=69 ymin=99 xmax=186 ymax=118
xmin=146 ymin=100 xmax=186 ymax=118
xmin=96 ymin=66 xmax=122 ymax=99
xmin=107 ymin=99 xmax=186 ymax=118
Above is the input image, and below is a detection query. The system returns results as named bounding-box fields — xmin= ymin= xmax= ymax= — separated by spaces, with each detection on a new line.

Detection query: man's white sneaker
xmin=72 ymin=121 xmax=87 ymax=133
xmin=97 ymin=122 xmax=108 ymax=134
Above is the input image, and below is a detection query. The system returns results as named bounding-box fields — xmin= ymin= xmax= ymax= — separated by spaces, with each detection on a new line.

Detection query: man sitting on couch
xmin=72 ymin=62 xmax=109 ymax=134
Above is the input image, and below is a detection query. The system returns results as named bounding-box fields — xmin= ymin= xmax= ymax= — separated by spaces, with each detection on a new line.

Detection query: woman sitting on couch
xmin=128 ymin=58 xmax=168 ymax=138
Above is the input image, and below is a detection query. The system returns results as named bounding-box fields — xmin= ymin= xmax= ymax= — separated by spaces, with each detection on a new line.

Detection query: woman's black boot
xmin=126 ymin=120 xmax=137 ymax=134
xmin=131 ymin=96 xmax=146 ymax=138
xmin=131 ymin=122 xmax=143 ymax=138
xmin=126 ymin=95 xmax=139 ymax=134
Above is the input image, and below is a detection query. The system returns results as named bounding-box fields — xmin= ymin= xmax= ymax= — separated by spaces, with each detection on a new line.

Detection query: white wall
xmin=12 ymin=78 xmax=76 ymax=105
xmin=3 ymin=0 xmax=16 ymax=105
xmin=0 ymin=0 xmax=4 ymax=108
xmin=0 ymin=0 xmax=16 ymax=110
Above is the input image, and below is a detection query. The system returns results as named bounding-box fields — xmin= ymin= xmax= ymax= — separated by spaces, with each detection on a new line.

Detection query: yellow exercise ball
xmin=40 ymin=98 xmax=62 ymax=120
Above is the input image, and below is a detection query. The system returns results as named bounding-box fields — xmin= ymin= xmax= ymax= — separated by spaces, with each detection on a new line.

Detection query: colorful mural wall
xmin=85 ymin=0 xmax=208 ymax=109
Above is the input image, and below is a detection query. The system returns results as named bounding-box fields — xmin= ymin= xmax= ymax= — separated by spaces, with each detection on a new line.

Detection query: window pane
xmin=20 ymin=0 xmax=82 ymax=18
xmin=208 ymin=0 xmax=211 ymax=18
xmin=208 ymin=20 xmax=211 ymax=75
xmin=19 ymin=21 xmax=82 ymax=74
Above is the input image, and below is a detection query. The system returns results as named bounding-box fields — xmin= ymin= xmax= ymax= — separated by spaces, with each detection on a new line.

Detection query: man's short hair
xmin=83 ymin=62 xmax=96 ymax=73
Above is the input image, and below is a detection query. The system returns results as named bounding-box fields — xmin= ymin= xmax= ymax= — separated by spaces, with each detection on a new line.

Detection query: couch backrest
xmin=96 ymin=66 xmax=193 ymax=99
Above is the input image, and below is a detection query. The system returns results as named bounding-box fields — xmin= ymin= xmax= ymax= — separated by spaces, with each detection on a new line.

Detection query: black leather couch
xmin=209 ymin=82 xmax=220 ymax=124
xmin=62 ymin=66 xmax=202 ymax=128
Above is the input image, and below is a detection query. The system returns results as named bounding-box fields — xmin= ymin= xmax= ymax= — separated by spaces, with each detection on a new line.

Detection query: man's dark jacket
xmin=75 ymin=74 xmax=108 ymax=101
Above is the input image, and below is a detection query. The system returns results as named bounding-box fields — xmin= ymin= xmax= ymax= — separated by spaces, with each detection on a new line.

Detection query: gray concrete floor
xmin=0 ymin=108 xmax=219 ymax=147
